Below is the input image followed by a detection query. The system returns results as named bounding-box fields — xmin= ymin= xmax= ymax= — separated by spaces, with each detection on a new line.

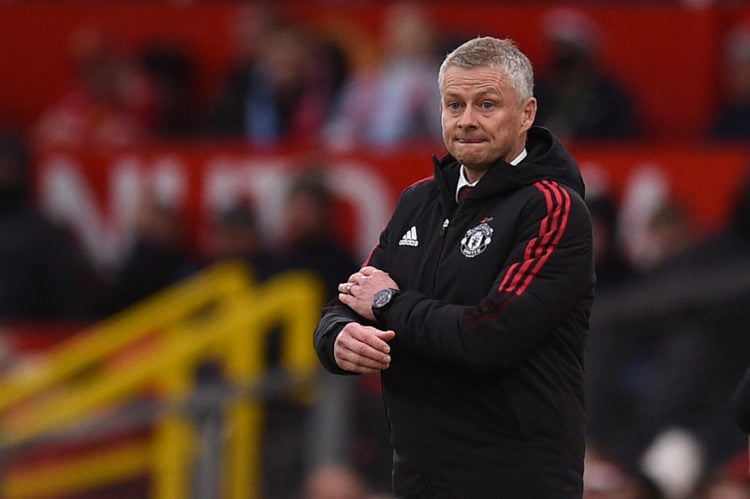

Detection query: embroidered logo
xmin=398 ymin=226 xmax=419 ymax=247
xmin=460 ymin=222 xmax=493 ymax=258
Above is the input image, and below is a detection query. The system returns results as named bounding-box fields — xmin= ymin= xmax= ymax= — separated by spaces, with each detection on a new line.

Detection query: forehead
xmin=441 ymin=65 xmax=512 ymax=96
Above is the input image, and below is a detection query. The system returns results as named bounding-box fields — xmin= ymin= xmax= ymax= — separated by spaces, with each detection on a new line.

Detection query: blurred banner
xmin=34 ymin=142 xmax=750 ymax=268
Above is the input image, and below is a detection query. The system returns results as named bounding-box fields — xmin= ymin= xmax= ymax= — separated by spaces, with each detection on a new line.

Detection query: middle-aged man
xmin=314 ymin=36 xmax=595 ymax=497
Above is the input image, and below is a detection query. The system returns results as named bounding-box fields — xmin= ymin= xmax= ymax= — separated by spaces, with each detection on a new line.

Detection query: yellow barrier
xmin=0 ymin=262 xmax=325 ymax=499
xmin=3 ymin=440 xmax=152 ymax=498
xmin=0 ymin=262 xmax=249 ymax=411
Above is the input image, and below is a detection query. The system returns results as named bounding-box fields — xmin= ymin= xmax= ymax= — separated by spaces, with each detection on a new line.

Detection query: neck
xmin=463 ymin=164 xmax=488 ymax=184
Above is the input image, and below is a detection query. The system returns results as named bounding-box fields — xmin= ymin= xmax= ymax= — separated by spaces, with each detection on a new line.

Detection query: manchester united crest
xmin=460 ymin=222 xmax=493 ymax=258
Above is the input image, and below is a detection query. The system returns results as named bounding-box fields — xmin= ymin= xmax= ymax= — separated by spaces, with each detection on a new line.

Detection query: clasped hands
xmin=334 ymin=266 xmax=398 ymax=374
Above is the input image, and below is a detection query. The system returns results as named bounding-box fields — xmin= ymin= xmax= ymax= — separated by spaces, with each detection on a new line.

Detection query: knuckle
xmin=355 ymin=344 xmax=369 ymax=356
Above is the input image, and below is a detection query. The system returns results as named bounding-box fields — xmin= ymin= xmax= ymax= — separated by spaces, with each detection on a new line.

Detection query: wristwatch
xmin=372 ymin=288 xmax=400 ymax=322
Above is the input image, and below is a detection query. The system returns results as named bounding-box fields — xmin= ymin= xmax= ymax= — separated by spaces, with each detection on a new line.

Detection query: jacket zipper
xmin=440 ymin=218 xmax=449 ymax=236
xmin=428 ymin=217 xmax=451 ymax=293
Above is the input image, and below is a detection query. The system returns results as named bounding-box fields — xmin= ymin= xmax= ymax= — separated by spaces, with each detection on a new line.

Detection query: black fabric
xmin=731 ymin=366 xmax=750 ymax=433
xmin=314 ymin=127 xmax=595 ymax=496
xmin=0 ymin=205 xmax=97 ymax=320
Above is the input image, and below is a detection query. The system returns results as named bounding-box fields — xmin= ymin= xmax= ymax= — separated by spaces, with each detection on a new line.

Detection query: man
xmin=314 ymin=37 xmax=595 ymax=497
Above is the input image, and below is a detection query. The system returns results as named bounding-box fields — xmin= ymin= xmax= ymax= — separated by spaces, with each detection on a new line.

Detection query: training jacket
xmin=731 ymin=365 xmax=750 ymax=433
xmin=314 ymin=127 xmax=595 ymax=498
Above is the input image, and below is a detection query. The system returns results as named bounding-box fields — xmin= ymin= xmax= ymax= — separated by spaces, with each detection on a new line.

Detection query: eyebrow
xmin=474 ymin=87 xmax=502 ymax=97
xmin=444 ymin=86 xmax=502 ymax=98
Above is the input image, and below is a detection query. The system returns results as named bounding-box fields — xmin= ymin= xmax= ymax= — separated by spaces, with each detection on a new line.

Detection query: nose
xmin=458 ymin=106 xmax=477 ymax=128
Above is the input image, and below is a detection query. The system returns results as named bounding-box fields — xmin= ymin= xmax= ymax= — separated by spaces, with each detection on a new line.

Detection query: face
xmin=441 ymin=65 xmax=536 ymax=180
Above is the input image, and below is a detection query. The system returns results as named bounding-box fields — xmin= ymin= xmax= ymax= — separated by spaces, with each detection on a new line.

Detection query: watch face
xmin=373 ymin=288 xmax=394 ymax=309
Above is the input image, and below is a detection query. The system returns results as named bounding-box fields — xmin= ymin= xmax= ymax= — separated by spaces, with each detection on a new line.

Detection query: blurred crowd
xmin=30 ymin=2 xmax=448 ymax=151
xmin=2 ymin=2 xmax=750 ymax=498
xmin=19 ymin=2 xmax=750 ymax=150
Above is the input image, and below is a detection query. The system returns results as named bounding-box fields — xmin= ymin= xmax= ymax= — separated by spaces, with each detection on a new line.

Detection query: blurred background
xmin=1 ymin=1 xmax=749 ymax=498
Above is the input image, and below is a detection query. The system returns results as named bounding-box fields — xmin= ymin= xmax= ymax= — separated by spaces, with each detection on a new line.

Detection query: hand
xmin=337 ymin=266 xmax=399 ymax=321
xmin=334 ymin=322 xmax=395 ymax=374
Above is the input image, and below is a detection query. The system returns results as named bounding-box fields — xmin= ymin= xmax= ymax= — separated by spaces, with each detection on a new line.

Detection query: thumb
xmin=378 ymin=329 xmax=396 ymax=341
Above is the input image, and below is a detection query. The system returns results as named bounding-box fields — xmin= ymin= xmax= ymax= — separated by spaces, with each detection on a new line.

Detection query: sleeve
xmin=312 ymin=208 xmax=394 ymax=375
xmin=378 ymin=181 xmax=594 ymax=372
xmin=313 ymin=301 xmax=366 ymax=375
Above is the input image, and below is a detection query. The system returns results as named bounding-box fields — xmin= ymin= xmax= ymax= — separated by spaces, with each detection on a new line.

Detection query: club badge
xmin=460 ymin=222 xmax=493 ymax=258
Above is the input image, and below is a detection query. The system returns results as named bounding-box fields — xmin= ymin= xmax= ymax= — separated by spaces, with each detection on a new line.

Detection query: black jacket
xmin=314 ymin=127 xmax=595 ymax=498
xmin=731 ymin=365 xmax=750 ymax=433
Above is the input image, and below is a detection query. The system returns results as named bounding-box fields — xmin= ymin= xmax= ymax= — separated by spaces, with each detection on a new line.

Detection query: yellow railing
xmin=0 ymin=261 xmax=325 ymax=499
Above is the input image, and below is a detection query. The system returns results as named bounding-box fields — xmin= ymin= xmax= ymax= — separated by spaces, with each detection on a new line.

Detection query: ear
xmin=520 ymin=97 xmax=537 ymax=133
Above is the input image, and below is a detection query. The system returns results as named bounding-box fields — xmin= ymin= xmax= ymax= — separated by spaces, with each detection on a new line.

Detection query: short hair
xmin=438 ymin=36 xmax=534 ymax=106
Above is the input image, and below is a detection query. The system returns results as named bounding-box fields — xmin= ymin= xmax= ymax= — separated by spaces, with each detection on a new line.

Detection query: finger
xmin=348 ymin=326 xmax=393 ymax=355
xmin=334 ymin=337 xmax=390 ymax=371
xmin=340 ymin=334 xmax=391 ymax=362
xmin=360 ymin=266 xmax=376 ymax=275
xmin=376 ymin=329 xmax=396 ymax=342
xmin=335 ymin=359 xmax=382 ymax=375
xmin=339 ymin=292 xmax=371 ymax=317
xmin=337 ymin=350 xmax=390 ymax=372
xmin=337 ymin=327 xmax=389 ymax=359
xmin=334 ymin=344 xmax=381 ymax=374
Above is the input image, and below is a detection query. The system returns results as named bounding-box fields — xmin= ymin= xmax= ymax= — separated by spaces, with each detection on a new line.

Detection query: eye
xmin=481 ymin=101 xmax=495 ymax=110
xmin=447 ymin=102 xmax=462 ymax=111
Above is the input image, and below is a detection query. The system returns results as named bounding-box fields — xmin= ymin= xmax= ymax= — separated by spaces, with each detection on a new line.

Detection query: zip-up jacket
xmin=314 ymin=127 xmax=595 ymax=498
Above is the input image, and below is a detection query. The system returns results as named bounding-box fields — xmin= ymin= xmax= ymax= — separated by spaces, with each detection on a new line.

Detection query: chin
xmin=453 ymin=151 xmax=485 ymax=167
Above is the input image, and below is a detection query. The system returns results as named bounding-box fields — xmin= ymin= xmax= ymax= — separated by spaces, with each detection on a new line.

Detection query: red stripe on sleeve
xmin=498 ymin=181 xmax=571 ymax=297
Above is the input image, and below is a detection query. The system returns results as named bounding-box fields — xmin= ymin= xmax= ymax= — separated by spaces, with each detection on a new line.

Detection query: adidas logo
xmin=399 ymin=226 xmax=419 ymax=247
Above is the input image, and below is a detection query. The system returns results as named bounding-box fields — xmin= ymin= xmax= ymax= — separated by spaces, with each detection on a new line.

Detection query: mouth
xmin=456 ymin=138 xmax=484 ymax=144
